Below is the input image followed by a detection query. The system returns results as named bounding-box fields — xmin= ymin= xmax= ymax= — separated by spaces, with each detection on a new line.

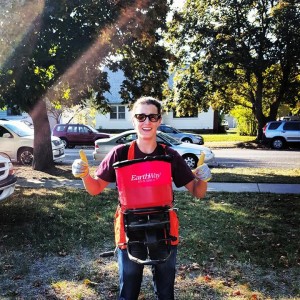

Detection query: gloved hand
xmin=72 ymin=150 xmax=89 ymax=178
xmin=193 ymin=163 xmax=212 ymax=182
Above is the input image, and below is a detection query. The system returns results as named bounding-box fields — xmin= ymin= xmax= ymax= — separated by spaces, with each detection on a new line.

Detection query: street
xmin=211 ymin=148 xmax=300 ymax=169
xmin=60 ymin=147 xmax=300 ymax=169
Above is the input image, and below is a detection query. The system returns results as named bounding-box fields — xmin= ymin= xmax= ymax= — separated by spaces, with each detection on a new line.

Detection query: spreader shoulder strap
xmin=127 ymin=141 xmax=167 ymax=160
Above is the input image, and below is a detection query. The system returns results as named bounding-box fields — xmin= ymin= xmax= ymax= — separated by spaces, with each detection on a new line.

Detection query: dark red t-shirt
xmin=95 ymin=142 xmax=194 ymax=188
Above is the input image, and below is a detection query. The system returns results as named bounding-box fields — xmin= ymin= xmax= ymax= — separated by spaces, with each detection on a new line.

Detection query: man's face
xmin=132 ymin=104 xmax=161 ymax=140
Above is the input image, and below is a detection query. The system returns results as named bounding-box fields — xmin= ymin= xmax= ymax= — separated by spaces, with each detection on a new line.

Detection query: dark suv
xmin=52 ymin=124 xmax=110 ymax=148
xmin=263 ymin=121 xmax=300 ymax=149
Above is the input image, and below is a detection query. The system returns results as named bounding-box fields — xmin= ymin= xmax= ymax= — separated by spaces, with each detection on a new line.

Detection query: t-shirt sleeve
xmin=167 ymin=147 xmax=195 ymax=187
xmin=94 ymin=145 xmax=124 ymax=182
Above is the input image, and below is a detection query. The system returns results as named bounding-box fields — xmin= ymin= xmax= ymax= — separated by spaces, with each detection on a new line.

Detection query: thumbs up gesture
xmin=72 ymin=149 xmax=90 ymax=178
xmin=193 ymin=152 xmax=212 ymax=182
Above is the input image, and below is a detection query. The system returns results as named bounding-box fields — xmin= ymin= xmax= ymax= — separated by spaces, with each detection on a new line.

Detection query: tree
xmin=106 ymin=1 xmax=172 ymax=108
xmin=165 ymin=0 xmax=300 ymax=138
xmin=0 ymin=0 xmax=172 ymax=170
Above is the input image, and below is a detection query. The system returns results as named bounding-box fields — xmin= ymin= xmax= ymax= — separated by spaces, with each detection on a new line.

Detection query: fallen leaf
xmin=83 ymin=278 xmax=92 ymax=285
xmin=83 ymin=278 xmax=98 ymax=286
xmin=232 ymin=290 xmax=241 ymax=296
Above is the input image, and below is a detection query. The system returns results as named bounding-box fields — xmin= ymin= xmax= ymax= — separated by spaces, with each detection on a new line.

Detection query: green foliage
xmin=230 ymin=105 xmax=257 ymax=136
xmin=165 ymin=0 xmax=300 ymax=137
xmin=106 ymin=1 xmax=171 ymax=106
xmin=0 ymin=0 xmax=124 ymax=170
xmin=0 ymin=0 xmax=172 ymax=170
xmin=163 ymin=64 xmax=209 ymax=115
xmin=0 ymin=0 xmax=119 ymax=111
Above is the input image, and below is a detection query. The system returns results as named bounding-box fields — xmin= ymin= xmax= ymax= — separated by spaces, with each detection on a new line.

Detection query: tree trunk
xmin=254 ymin=74 xmax=267 ymax=141
xmin=30 ymin=100 xmax=54 ymax=171
xmin=213 ymin=110 xmax=219 ymax=133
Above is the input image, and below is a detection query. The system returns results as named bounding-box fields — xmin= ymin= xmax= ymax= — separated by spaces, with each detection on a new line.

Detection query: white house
xmin=2 ymin=70 xmax=215 ymax=132
xmin=95 ymin=104 xmax=214 ymax=131
xmin=94 ymin=70 xmax=215 ymax=131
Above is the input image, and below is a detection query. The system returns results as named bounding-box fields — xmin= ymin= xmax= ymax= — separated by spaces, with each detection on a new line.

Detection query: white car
xmin=0 ymin=120 xmax=65 ymax=165
xmin=93 ymin=130 xmax=215 ymax=169
xmin=221 ymin=120 xmax=229 ymax=130
xmin=0 ymin=154 xmax=17 ymax=202
xmin=263 ymin=120 xmax=300 ymax=149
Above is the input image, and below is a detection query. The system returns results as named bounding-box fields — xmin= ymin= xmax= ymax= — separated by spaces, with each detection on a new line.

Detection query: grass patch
xmin=0 ymin=188 xmax=299 ymax=299
xmin=0 ymin=188 xmax=115 ymax=254
xmin=202 ymin=130 xmax=256 ymax=143
xmin=211 ymin=167 xmax=300 ymax=183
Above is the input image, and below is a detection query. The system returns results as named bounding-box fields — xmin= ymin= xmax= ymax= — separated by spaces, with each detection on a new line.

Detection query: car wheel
xmin=60 ymin=138 xmax=69 ymax=148
xmin=182 ymin=154 xmax=197 ymax=169
xmin=182 ymin=138 xmax=193 ymax=143
xmin=18 ymin=147 xmax=33 ymax=165
xmin=271 ymin=138 xmax=285 ymax=150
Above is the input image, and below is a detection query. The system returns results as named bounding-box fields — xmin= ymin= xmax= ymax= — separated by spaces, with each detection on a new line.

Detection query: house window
xmin=110 ymin=105 xmax=125 ymax=119
xmin=173 ymin=108 xmax=198 ymax=118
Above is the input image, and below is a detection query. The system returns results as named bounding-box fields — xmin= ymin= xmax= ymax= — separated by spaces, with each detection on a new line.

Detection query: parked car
xmin=279 ymin=116 xmax=300 ymax=121
xmin=221 ymin=120 xmax=229 ymax=130
xmin=158 ymin=124 xmax=204 ymax=145
xmin=52 ymin=123 xmax=110 ymax=148
xmin=0 ymin=120 xmax=65 ymax=165
xmin=0 ymin=153 xmax=17 ymax=202
xmin=263 ymin=120 xmax=300 ymax=149
xmin=93 ymin=130 xmax=215 ymax=169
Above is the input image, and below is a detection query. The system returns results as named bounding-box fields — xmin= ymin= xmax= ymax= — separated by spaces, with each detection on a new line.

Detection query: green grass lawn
xmin=201 ymin=130 xmax=256 ymax=143
xmin=211 ymin=167 xmax=300 ymax=183
xmin=0 ymin=187 xmax=299 ymax=299
xmin=2 ymin=131 xmax=299 ymax=298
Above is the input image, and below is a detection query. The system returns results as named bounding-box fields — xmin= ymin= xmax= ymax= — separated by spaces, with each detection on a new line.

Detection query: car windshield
xmin=173 ymin=127 xmax=181 ymax=133
xmin=157 ymin=132 xmax=181 ymax=145
xmin=160 ymin=125 xmax=181 ymax=134
xmin=117 ymin=133 xmax=138 ymax=144
xmin=86 ymin=125 xmax=99 ymax=133
xmin=4 ymin=122 xmax=34 ymax=137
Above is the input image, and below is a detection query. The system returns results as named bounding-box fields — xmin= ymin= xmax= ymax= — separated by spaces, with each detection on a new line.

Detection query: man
xmin=72 ymin=96 xmax=211 ymax=300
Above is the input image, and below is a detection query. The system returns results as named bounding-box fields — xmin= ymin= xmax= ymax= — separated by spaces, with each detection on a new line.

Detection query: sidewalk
xmin=16 ymin=178 xmax=300 ymax=194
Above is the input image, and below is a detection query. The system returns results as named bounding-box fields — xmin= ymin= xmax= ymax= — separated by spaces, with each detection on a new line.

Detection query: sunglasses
xmin=134 ymin=113 xmax=161 ymax=122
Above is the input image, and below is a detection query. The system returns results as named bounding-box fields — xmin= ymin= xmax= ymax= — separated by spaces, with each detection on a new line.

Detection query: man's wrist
xmin=82 ymin=172 xmax=90 ymax=180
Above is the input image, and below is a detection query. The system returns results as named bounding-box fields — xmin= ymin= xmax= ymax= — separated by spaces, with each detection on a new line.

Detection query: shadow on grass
xmin=0 ymin=188 xmax=116 ymax=253
xmin=14 ymin=164 xmax=75 ymax=181
xmin=177 ymin=191 xmax=300 ymax=298
xmin=177 ymin=192 xmax=300 ymax=267
xmin=0 ymin=188 xmax=299 ymax=298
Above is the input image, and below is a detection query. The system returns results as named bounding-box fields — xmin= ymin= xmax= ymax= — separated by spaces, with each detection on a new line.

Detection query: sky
xmin=172 ymin=0 xmax=185 ymax=10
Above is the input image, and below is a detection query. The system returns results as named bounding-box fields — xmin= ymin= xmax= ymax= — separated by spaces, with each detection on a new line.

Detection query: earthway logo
xmin=131 ymin=172 xmax=161 ymax=183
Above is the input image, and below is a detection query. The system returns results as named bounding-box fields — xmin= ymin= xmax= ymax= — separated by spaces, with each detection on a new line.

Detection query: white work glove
xmin=193 ymin=163 xmax=212 ymax=182
xmin=72 ymin=150 xmax=89 ymax=178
